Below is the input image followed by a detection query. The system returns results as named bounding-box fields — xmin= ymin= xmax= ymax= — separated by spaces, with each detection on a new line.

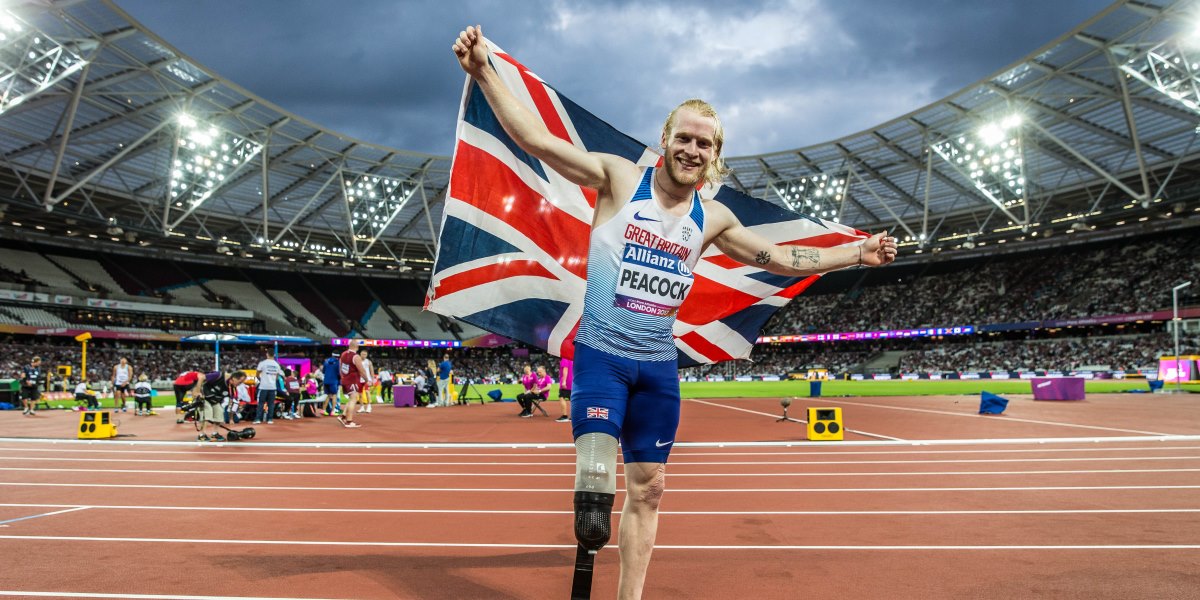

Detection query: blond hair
xmin=662 ymin=99 xmax=730 ymax=186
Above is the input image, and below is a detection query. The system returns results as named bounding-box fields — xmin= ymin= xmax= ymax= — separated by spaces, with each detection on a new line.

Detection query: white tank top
xmin=575 ymin=167 xmax=706 ymax=361
xmin=114 ymin=364 xmax=131 ymax=384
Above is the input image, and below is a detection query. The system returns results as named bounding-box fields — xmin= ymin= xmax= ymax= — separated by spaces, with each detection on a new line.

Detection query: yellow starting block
xmin=78 ymin=410 xmax=117 ymax=439
xmin=806 ymin=407 xmax=843 ymax=441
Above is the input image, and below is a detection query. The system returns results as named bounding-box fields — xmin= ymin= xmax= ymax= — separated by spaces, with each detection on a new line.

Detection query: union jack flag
xmin=426 ymin=39 xmax=867 ymax=367
xmin=587 ymin=407 xmax=610 ymax=420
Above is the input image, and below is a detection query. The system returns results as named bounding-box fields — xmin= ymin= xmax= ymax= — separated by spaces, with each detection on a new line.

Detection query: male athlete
xmin=337 ymin=340 xmax=369 ymax=428
xmin=111 ymin=357 xmax=134 ymax=412
xmin=454 ymin=25 xmax=897 ymax=599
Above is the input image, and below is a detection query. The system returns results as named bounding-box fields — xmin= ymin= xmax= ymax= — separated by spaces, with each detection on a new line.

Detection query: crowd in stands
xmin=768 ymin=228 xmax=1199 ymax=336
xmin=0 ymin=336 xmax=547 ymax=388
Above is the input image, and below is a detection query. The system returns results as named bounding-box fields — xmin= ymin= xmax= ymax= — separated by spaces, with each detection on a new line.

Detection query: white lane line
xmin=687 ymin=399 xmax=905 ymax=441
xmin=0 ymin=591 xmax=352 ymax=599
xmin=0 ymin=506 xmax=90 ymax=526
xmin=5 ymin=445 xmax=1200 ymax=459
xmin=4 ymin=435 xmax=1200 ymax=448
xmin=4 ymin=503 xmax=1200 ymax=517
xmin=1 ymin=466 xmax=1196 ymax=477
xmin=1 ymin=482 xmax=1196 ymax=493
xmin=5 ymin=455 xmax=1200 ymax=467
xmin=825 ymin=399 xmax=1174 ymax=436
xmin=1 ymin=535 xmax=1198 ymax=551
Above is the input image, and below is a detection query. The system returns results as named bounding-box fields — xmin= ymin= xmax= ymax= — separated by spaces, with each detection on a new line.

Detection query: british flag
xmin=426 ymin=40 xmax=867 ymax=367
xmin=586 ymin=407 xmax=610 ymax=420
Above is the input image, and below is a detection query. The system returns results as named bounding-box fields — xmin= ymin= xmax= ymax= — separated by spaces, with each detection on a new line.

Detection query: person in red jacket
xmin=173 ymin=369 xmax=203 ymax=423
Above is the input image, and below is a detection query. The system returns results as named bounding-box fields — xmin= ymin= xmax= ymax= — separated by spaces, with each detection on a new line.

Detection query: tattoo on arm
xmin=790 ymin=247 xmax=820 ymax=269
xmin=755 ymin=251 xmax=771 ymax=265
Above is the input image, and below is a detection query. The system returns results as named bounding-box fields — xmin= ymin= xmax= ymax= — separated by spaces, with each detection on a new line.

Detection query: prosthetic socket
xmin=573 ymin=432 xmax=618 ymax=551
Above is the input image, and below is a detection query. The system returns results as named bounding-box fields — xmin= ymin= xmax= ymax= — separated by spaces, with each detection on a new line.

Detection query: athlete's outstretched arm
xmin=453 ymin=25 xmax=619 ymax=190
xmin=706 ymin=201 xmax=897 ymax=276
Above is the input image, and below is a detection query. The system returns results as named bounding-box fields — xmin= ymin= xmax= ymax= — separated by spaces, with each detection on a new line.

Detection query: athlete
xmin=337 ymin=340 xmax=369 ymax=428
xmin=357 ymin=348 xmax=374 ymax=414
xmin=454 ymin=26 xmax=897 ymax=599
xmin=111 ymin=357 xmax=133 ymax=412
xmin=557 ymin=357 xmax=573 ymax=423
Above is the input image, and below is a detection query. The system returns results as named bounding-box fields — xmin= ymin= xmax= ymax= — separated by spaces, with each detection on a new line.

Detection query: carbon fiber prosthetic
xmin=573 ymin=432 xmax=618 ymax=550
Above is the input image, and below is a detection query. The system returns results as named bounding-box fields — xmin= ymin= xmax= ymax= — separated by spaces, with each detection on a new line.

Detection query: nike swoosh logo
xmin=633 ymin=211 xmax=660 ymax=222
xmin=655 ymin=439 xmax=673 ymax=448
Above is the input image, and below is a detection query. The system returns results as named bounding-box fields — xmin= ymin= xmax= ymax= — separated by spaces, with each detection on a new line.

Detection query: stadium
xmin=0 ymin=0 xmax=1198 ymax=598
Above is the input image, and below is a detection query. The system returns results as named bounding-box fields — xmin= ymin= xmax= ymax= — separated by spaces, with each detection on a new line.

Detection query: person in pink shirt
xmin=517 ymin=364 xmax=537 ymax=417
xmin=556 ymin=358 xmax=573 ymax=423
xmin=519 ymin=365 xmax=553 ymax=419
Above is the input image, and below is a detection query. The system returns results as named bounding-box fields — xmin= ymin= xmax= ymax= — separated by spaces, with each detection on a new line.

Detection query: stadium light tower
xmin=1172 ymin=281 xmax=1192 ymax=393
xmin=931 ymin=113 xmax=1027 ymax=225
xmin=165 ymin=113 xmax=263 ymax=231
xmin=0 ymin=8 xmax=87 ymax=115
xmin=340 ymin=170 xmax=418 ymax=258
xmin=770 ymin=172 xmax=848 ymax=223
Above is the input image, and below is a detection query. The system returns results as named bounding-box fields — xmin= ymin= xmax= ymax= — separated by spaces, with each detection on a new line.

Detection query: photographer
xmin=197 ymin=371 xmax=247 ymax=442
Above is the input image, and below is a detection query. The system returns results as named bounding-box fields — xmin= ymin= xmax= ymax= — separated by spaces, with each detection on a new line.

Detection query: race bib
xmin=614 ymin=243 xmax=692 ymax=317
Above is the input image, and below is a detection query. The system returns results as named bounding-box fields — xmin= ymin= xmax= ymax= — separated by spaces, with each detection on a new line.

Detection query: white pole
xmin=1172 ymin=281 xmax=1192 ymax=393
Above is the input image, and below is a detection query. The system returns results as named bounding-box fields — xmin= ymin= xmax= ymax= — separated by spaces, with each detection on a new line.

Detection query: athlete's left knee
xmin=630 ymin=464 xmax=667 ymax=511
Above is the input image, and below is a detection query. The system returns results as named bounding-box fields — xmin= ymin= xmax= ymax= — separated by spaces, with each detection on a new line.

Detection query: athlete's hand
xmin=453 ymin=25 xmax=489 ymax=79
xmin=860 ymin=231 xmax=897 ymax=267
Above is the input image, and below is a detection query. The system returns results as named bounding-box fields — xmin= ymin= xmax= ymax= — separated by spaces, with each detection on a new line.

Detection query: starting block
xmin=806 ymin=407 xmax=843 ymax=441
xmin=78 ymin=410 xmax=117 ymax=439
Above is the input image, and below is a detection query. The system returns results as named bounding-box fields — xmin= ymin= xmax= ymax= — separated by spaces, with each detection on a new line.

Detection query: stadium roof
xmin=1 ymin=0 xmax=1198 ymax=272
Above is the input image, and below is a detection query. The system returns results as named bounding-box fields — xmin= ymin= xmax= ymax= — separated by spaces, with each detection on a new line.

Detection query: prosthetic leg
xmin=571 ymin=432 xmax=618 ymax=600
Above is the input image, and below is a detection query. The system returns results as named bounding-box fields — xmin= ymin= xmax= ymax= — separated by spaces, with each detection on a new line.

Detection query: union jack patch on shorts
xmin=586 ymin=407 xmax=609 ymax=420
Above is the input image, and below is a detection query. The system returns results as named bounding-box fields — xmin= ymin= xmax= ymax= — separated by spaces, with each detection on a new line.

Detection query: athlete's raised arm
xmin=704 ymin=201 xmax=897 ymax=276
xmin=453 ymin=25 xmax=626 ymax=191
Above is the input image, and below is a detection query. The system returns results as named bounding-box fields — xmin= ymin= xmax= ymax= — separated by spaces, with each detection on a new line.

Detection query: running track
xmin=0 ymin=394 xmax=1198 ymax=599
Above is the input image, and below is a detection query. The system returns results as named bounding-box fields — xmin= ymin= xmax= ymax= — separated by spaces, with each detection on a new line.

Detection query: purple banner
xmin=759 ymin=325 xmax=975 ymax=344
xmin=1032 ymin=377 xmax=1086 ymax=401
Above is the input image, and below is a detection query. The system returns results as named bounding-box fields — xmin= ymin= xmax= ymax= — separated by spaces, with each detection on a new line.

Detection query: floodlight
xmin=167 ymin=113 xmax=262 ymax=214
xmin=770 ymin=171 xmax=848 ymax=219
xmin=339 ymin=170 xmax=418 ymax=256
xmin=931 ymin=113 xmax=1027 ymax=213
xmin=0 ymin=9 xmax=87 ymax=115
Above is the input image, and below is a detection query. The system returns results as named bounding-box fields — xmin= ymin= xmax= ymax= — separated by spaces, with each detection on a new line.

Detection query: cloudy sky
xmin=118 ymin=0 xmax=1111 ymax=157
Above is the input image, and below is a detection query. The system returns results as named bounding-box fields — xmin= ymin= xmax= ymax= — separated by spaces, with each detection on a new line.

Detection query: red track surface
xmin=1 ymin=394 xmax=1198 ymax=599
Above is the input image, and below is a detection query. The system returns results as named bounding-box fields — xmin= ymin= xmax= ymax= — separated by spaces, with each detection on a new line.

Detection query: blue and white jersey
xmin=575 ymin=167 xmax=706 ymax=361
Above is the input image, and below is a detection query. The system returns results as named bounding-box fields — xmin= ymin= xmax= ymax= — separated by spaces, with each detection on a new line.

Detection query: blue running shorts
xmin=571 ymin=343 xmax=681 ymax=464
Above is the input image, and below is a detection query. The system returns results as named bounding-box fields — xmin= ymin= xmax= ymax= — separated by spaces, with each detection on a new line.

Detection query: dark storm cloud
xmin=117 ymin=0 xmax=1109 ymax=156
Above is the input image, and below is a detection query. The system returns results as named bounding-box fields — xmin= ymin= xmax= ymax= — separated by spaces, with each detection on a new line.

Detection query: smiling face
xmin=660 ymin=99 xmax=726 ymax=188
xmin=661 ymin=109 xmax=716 ymax=188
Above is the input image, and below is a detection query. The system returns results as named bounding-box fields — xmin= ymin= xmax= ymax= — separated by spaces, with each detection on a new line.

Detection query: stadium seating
xmin=0 ymin=248 xmax=80 ymax=291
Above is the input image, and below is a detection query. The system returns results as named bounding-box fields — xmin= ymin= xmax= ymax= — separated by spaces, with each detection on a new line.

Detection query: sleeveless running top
xmin=575 ymin=167 xmax=706 ymax=361
xmin=114 ymin=364 xmax=131 ymax=384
